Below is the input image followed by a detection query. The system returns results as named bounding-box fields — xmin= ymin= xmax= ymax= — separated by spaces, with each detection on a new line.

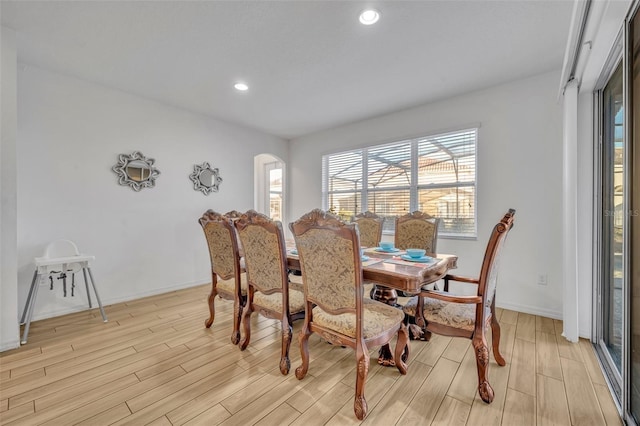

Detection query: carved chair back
xmin=394 ymin=211 xmax=440 ymax=252
xmin=477 ymin=209 xmax=515 ymax=315
xmin=290 ymin=209 xmax=363 ymax=316
xmin=234 ymin=210 xmax=288 ymax=296
xmin=224 ymin=210 xmax=244 ymax=254
xmin=198 ymin=210 xmax=241 ymax=282
xmin=353 ymin=211 xmax=384 ymax=248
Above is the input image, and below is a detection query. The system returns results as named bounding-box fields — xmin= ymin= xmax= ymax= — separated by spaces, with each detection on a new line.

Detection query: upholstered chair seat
xmin=254 ymin=288 xmax=305 ymax=314
xmin=313 ymin=299 xmax=405 ymax=339
xmin=216 ymin=273 xmax=248 ymax=296
xmin=403 ymin=296 xmax=490 ymax=332
xmin=288 ymin=273 xmax=304 ymax=292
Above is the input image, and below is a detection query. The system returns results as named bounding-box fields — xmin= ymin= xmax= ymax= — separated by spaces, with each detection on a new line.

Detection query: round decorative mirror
xmin=112 ymin=151 xmax=160 ymax=191
xmin=190 ymin=162 xmax=222 ymax=195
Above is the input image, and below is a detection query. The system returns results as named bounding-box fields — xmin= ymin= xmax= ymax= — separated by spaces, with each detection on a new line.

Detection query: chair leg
xmin=239 ymin=296 xmax=253 ymax=350
xmin=86 ymin=268 xmax=107 ymax=322
xmin=205 ymin=274 xmax=218 ymax=328
xmin=231 ymin=299 xmax=242 ymax=345
xmin=394 ymin=323 xmax=410 ymax=375
xmin=21 ymin=275 xmax=41 ymax=345
xmin=491 ymin=313 xmax=506 ymax=366
xmin=20 ymin=270 xmax=38 ymax=325
xmin=472 ymin=335 xmax=494 ymax=403
xmin=295 ymin=318 xmax=312 ymax=380
xmin=280 ymin=316 xmax=293 ymax=375
xmin=354 ymin=341 xmax=370 ymax=420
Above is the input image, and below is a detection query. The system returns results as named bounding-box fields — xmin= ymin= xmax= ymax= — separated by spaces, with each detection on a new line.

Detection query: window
xmin=322 ymin=128 xmax=477 ymax=238
xmin=265 ymin=161 xmax=283 ymax=221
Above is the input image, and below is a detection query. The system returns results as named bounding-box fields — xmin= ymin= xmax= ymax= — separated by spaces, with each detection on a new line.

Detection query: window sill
xmin=381 ymin=231 xmax=477 ymax=241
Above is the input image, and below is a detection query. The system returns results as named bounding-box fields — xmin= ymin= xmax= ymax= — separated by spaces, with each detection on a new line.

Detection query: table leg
xmin=371 ymin=284 xmax=400 ymax=366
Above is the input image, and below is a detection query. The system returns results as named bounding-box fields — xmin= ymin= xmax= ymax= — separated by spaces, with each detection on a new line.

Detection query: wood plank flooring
xmin=0 ymin=284 xmax=622 ymax=425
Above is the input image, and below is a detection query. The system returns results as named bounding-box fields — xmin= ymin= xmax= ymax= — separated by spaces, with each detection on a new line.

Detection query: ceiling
xmin=1 ymin=1 xmax=575 ymax=139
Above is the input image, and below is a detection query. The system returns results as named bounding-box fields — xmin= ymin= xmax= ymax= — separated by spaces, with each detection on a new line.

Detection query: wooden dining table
xmin=285 ymin=245 xmax=458 ymax=365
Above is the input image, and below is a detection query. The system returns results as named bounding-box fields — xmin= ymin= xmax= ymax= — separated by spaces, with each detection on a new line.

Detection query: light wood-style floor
xmin=0 ymin=284 xmax=623 ymax=425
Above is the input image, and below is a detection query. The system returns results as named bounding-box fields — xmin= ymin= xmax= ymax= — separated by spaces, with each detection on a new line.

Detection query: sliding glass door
xmin=629 ymin=9 xmax=640 ymax=422
xmin=596 ymin=59 xmax=624 ymax=403
xmin=595 ymin=7 xmax=639 ymax=423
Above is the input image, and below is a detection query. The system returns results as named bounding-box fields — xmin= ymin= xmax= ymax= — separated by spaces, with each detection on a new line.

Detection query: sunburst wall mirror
xmin=112 ymin=151 xmax=160 ymax=191
xmin=190 ymin=162 xmax=222 ymax=195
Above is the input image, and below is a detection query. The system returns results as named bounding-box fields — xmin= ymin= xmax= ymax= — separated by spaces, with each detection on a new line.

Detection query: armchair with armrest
xmin=402 ymin=208 xmax=516 ymax=403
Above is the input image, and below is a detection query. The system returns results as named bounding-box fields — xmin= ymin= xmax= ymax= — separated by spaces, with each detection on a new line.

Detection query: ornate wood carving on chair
xmin=290 ymin=209 xmax=410 ymax=420
xmin=402 ymin=208 xmax=516 ymax=403
xmin=353 ymin=211 xmax=384 ymax=248
xmin=198 ymin=210 xmax=246 ymax=344
xmin=234 ymin=210 xmax=305 ymax=375
xmin=394 ymin=210 xmax=440 ymax=252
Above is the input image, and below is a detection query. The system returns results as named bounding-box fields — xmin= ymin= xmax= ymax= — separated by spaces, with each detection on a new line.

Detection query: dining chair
xmin=290 ymin=208 xmax=410 ymax=420
xmin=353 ymin=211 xmax=384 ymax=248
xmin=198 ymin=209 xmax=245 ymax=344
xmin=390 ymin=210 xmax=441 ymax=298
xmin=402 ymin=208 xmax=516 ymax=403
xmin=354 ymin=211 xmax=390 ymax=299
xmin=234 ymin=210 xmax=305 ymax=374
xmin=394 ymin=210 xmax=440 ymax=252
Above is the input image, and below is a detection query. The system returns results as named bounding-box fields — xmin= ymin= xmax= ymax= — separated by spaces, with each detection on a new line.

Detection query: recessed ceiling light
xmin=359 ymin=9 xmax=380 ymax=25
xmin=234 ymin=82 xmax=249 ymax=91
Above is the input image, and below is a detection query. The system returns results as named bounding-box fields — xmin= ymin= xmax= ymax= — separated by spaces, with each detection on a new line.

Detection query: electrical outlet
xmin=537 ymin=274 xmax=548 ymax=286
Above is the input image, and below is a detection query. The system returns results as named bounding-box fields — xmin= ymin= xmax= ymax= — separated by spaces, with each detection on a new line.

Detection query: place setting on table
xmin=287 ymin=241 xmax=438 ymax=269
xmin=287 ymin=245 xmax=386 ymax=267
xmin=363 ymin=242 xmax=437 ymax=266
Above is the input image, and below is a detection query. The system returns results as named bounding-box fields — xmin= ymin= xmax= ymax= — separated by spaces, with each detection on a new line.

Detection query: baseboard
xmin=496 ymin=301 xmax=562 ymax=320
xmin=30 ymin=279 xmax=209 ymax=322
xmin=97 ymin=279 xmax=209 ymax=308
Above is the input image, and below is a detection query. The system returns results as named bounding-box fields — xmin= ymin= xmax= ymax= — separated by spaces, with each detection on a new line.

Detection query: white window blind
xmin=322 ymin=128 xmax=477 ymax=238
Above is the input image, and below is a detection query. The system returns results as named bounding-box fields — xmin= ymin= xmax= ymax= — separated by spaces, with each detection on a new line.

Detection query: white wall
xmin=1 ymin=27 xmax=20 ymax=351
xmin=290 ymin=70 xmax=565 ymax=319
xmin=15 ymin=65 xmax=288 ymax=324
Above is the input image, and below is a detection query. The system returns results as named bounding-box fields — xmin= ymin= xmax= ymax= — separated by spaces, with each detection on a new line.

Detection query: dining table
xmin=286 ymin=245 xmax=458 ymax=365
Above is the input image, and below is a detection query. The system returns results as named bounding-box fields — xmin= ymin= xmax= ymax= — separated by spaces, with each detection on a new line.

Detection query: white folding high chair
xmin=20 ymin=240 xmax=107 ymax=344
